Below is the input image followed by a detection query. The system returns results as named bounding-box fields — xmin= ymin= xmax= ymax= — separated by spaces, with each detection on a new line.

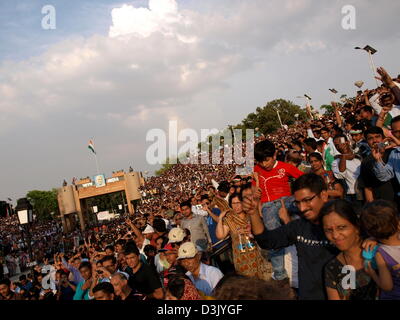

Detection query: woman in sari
xmin=216 ymin=193 xmax=271 ymax=280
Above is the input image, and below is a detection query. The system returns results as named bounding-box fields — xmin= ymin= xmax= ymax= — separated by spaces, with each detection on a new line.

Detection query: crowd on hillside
xmin=1 ymin=66 xmax=400 ymax=301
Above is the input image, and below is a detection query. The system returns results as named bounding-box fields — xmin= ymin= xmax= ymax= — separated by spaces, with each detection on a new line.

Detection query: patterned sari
xmin=223 ymin=212 xmax=271 ymax=280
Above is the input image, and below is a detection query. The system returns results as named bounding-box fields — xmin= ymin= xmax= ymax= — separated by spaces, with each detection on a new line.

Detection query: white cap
xmin=168 ymin=227 xmax=186 ymax=243
xmin=177 ymin=242 xmax=198 ymax=260
xmin=142 ymin=224 xmax=155 ymax=234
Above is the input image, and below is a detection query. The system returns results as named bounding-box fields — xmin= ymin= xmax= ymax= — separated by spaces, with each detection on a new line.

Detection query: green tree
xmin=240 ymin=99 xmax=307 ymax=134
xmin=155 ymin=158 xmax=175 ymax=176
xmin=320 ymin=104 xmax=334 ymax=115
xmin=26 ymin=189 xmax=59 ymax=222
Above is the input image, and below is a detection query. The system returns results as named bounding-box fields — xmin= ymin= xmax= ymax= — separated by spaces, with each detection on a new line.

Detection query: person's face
xmin=60 ymin=274 xmax=68 ymax=283
xmin=327 ymin=123 xmax=334 ymax=130
xmin=313 ymin=131 xmax=321 ymax=139
xmin=181 ymin=206 xmax=192 ymax=218
xmin=165 ymin=251 xmax=178 ymax=265
xmin=0 ymin=284 xmax=10 ymax=297
xmin=345 ymin=123 xmax=352 ymax=132
xmin=334 ymin=137 xmax=349 ymax=154
xmin=259 ymin=155 xmax=276 ymax=171
xmin=316 ymin=144 xmax=324 ymax=153
xmin=105 ymin=248 xmax=113 ymax=256
xmin=180 ymin=255 xmax=200 ymax=274
xmin=230 ymin=197 xmax=243 ymax=215
xmin=351 ymin=133 xmax=363 ymax=143
xmin=174 ymin=214 xmax=183 ymax=226
xmin=111 ymin=277 xmax=126 ymax=296
xmin=360 ymin=110 xmax=372 ymax=120
xmin=321 ymin=130 xmax=330 ymax=141
xmin=94 ymin=290 xmax=114 ymax=300
xmin=366 ymin=133 xmax=383 ymax=148
xmin=322 ymin=212 xmax=360 ymax=251
xmin=392 ymin=121 xmax=400 ymax=140
xmin=115 ymin=244 xmax=123 ymax=253
xmin=72 ymin=259 xmax=81 ymax=269
xmin=155 ymin=238 xmax=164 ymax=250
xmin=80 ymin=266 xmax=92 ymax=280
xmin=102 ymin=259 xmax=117 ymax=274
xmin=125 ymin=253 xmax=140 ymax=269
xmin=309 ymin=156 xmax=323 ymax=172
xmin=293 ymin=188 xmax=328 ymax=223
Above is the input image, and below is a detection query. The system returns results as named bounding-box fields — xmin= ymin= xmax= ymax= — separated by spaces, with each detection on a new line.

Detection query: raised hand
xmin=279 ymin=198 xmax=291 ymax=224
xmin=376 ymin=67 xmax=394 ymax=87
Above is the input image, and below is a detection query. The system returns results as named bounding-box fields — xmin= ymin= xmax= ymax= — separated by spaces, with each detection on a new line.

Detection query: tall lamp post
xmin=15 ymin=198 xmax=35 ymax=268
xmin=355 ymin=45 xmax=379 ymax=87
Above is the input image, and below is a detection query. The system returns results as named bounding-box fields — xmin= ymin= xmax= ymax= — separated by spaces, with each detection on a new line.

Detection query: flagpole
xmin=94 ymin=153 xmax=100 ymax=175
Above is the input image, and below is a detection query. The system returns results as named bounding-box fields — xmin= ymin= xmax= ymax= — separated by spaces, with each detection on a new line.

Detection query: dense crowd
xmin=1 ymin=66 xmax=400 ymax=300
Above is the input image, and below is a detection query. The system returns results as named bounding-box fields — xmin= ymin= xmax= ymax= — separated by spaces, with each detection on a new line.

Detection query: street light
xmin=15 ymin=198 xmax=35 ymax=267
xmin=355 ymin=45 xmax=379 ymax=86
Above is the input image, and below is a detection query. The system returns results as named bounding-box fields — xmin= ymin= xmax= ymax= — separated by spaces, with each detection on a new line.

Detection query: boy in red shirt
xmin=253 ymin=139 xmax=304 ymax=282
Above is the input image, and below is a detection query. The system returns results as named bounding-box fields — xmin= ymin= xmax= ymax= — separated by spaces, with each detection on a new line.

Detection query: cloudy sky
xmin=1 ymin=0 xmax=400 ymax=203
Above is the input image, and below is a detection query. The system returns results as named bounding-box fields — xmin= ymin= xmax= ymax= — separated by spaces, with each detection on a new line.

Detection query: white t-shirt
xmin=332 ymin=158 xmax=361 ymax=194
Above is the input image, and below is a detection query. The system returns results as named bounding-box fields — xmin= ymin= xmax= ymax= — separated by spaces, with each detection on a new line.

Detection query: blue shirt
xmin=373 ymin=147 xmax=400 ymax=195
xmin=186 ymin=263 xmax=223 ymax=296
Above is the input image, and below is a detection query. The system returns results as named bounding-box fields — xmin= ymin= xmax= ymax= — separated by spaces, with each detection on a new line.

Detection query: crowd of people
xmin=1 ymin=66 xmax=400 ymax=301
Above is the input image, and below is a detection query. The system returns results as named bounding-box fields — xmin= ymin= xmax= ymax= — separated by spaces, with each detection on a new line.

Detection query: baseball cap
xmin=158 ymin=243 xmax=177 ymax=253
xmin=168 ymin=227 xmax=186 ymax=243
xmin=177 ymin=242 xmax=198 ymax=260
xmin=142 ymin=224 xmax=155 ymax=234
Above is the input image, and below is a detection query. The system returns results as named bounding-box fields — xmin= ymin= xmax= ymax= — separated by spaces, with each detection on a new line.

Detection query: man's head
xmin=124 ymin=245 xmax=141 ymax=270
xmin=159 ymin=243 xmax=178 ymax=266
xmin=364 ymin=126 xmax=384 ymax=148
xmin=254 ymin=140 xmax=277 ymax=171
xmin=303 ymin=138 xmax=317 ymax=154
xmin=359 ymin=106 xmax=374 ymax=121
xmin=177 ymin=242 xmax=201 ymax=274
xmin=316 ymin=140 xmax=326 ymax=154
xmin=19 ymin=274 xmax=27 ymax=286
xmin=349 ymin=123 xmax=364 ymax=143
xmin=115 ymin=239 xmax=126 ymax=253
xmin=78 ymin=261 xmax=92 ymax=281
xmin=153 ymin=218 xmax=167 ymax=234
xmin=142 ymin=224 xmax=155 ymax=240
xmin=93 ymin=282 xmax=115 ymax=300
xmin=0 ymin=278 xmax=11 ymax=298
xmin=320 ymin=127 xmax=330 ymax=141
xmin=333 ymin=134 xmax=351 ymax=155
xmin=217 ymin=181 xmax=231 ymax=198
xmin=110 ymin=272 xmax=129 ymax=297
xmin=180 ymin=200 xmax=192 ymax=218
xmin=291 ymin=174 xmax=329 ymax=223
xmin=105 ymin=245 xmax=115 ymax=256
xmin=391 ymin=116 xmax=400 ymax=140
xmin=71 ymin=257 xmax=81 ymax=269
xmin=102 ymin=255 xmax=117 ymax=275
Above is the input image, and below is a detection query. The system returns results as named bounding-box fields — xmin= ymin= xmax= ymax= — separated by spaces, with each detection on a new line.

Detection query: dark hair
xmin=292 ymin=173 xmax=327 ymax=194
xmin=285 ymin=151 xmax=302 ymax=166
xmin=254 ymin=140 xmax=276 ymax=162
xmin=0 ymin=278 xmax=11 ymax=287
xmin=200 ymin=195 xmax=209 ymax=201
xmin=333 ymin=134 xmax=347 ymax=142
xmin=166 ymin=277 xmax=186 ymax=299
xmin=105 ymin=245 xmax=115 ymax=252
xmin=360 ymin=106 xmax=374 ymax=114
xmin=391 ymin=115 xmax=400 ymax=127
xmin=308 ymin=152 xmax=323 ymax=162
xmin=124 ymin=242 xmax=140 ymax=256
xmin=19 ymin=274 xmax=27 ymax=281
xmin=364 ymin=126 xmax=383 ymax=139
xmin=78 ymin=261 xmax=92 ymax=271
xmin=360 ymin=200 xmax=399 ymax=240
xmin=180 ymin=200 xmax=191 ymax=209
xmin=93 ymin=282 xmax=115 ymax=295
xmin=320 ymin=127 xmax=329 ymax=133
xmin=153 ymin=218 xmax=167 ymax=233
xmin=228 ymin=193 xmax=243 ymax=208
xmin=319 ymin=199 xmax=361 ymax=231
xmin=101 ymin=255 xmax=117 ymax=265
xmin=115 ymin=239 xmax=126 ymax=246
xmin=143 ymin=244 xmax=156 ymax=255
xmin=316 ymin=140 xmax=326 ymax=147
xmin=303 ymin=138 xmax=317 ymax=151
xmin=217 ymin=181 xmax=231 ymax=193
xmin=213 ymin=273 xmax=294 ymax=300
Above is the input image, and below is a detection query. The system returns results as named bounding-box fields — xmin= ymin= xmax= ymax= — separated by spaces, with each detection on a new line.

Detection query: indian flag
xmin=88 ymin=140 xmax=96 ymax=154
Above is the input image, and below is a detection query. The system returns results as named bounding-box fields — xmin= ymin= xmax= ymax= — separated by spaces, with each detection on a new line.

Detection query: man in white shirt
xmin=177 ymin=242 xmax=223 ymax=296
xmin=331 ymin=134 xmax=361 ymax=202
